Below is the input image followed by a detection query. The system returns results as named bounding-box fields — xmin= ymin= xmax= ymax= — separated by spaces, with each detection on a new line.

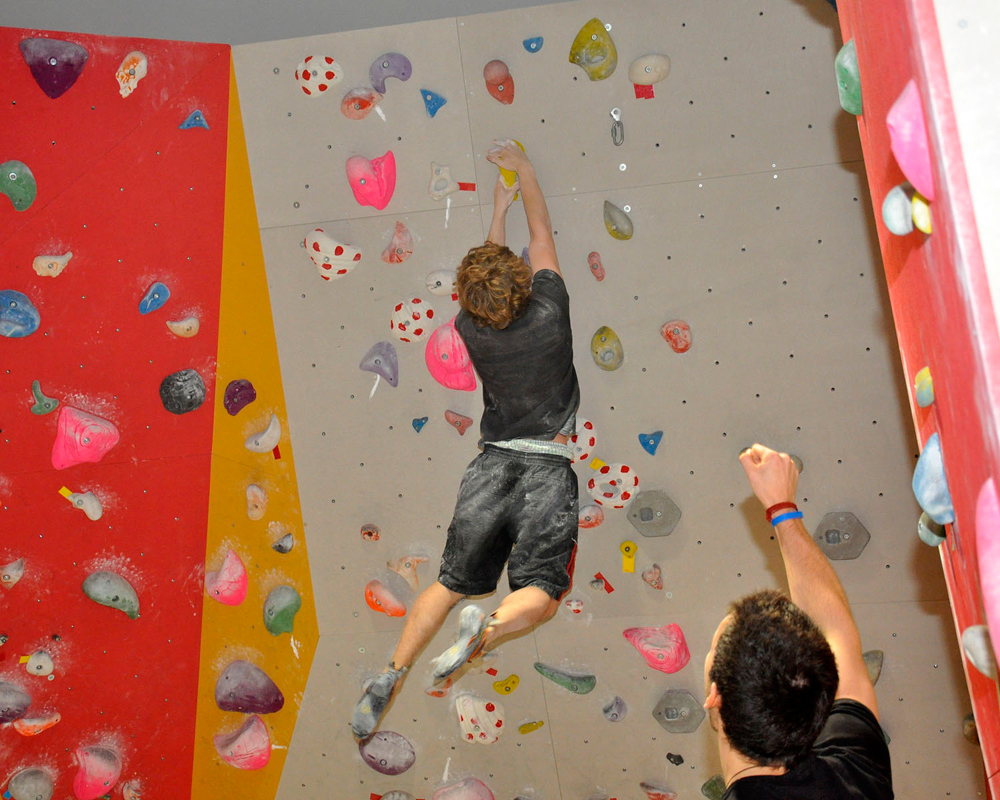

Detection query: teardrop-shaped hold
xmin=603 ymin=695 xmax=628 ymax=721
xmin=834 ymin=39 xmax=862 ymax=115
xmin=882 ymin=183 xmax=915 ymax=236
xmin=51 ymin=406 xmax=120 ymax=469
xmin=83 ymin=570 xmax=140 ymax=619
xmin=591 ymin=325 xmax=624 ymax=370
xmin=533 ymin=662 xmax=596 ymax=694
xmin=912 ymin=432 xmax=954 ymax=524
xmin=115 ymin=51 xmax=148 ymax=98
xmin=24 ymin=650 xmax=54 ymax=678
xmin=642 ymin=562 xmax=664 ymax=590
xmin=629 ymin=54 xmax=671 ymax=85
xmin=346 ymin=151 xmax=396 ymax=210
xmin=390 ymin=298 xmax=434 ymax=343
xmin=421 ymin=88 xmax=447 ymax=118
xmin=303 ymin=227 xmax=362 ymax=281
xmin=492 ymin=674 xmax=519 ymax=694
xmin=264 ymin=585 xmax=302 ymax=635
xmin=660 ymin=319 xmax=692 ymax=353
xmin=159 ymin=368 xmax=207 ymax=415
xmin=179 ymin=109 xmax=209 ymax=130
xmin=863 ymin=649 xmax=884 ymax=685
xmin=426 ymin=316 xmax=477 ymax=391
xmin=295 ymin=55 xmax=342 ymax=96
xmin=445 ymin=410 xmax=474 ymax=435
xmin=639 ymin=430 xmax=663 ymax=455
xmin=887 ymin=79 xmax=934 ymax=201
xmin=166 ymin=315 xmax=200 ymax=337
xmin=917 ymin=511 xmax=946 ymax=546
xmin=8 ymin=767 xmax=54 ymax=800
xmin=215 ymin=660 xmax=285 ymax=713
xmin=483 ymin=59 xmax=514 ymax=104
xmin=381 ymin=221 xmax=414 ymax=264
xmin=569 ymin=18 xmax=618 ymax=81
xmin=412 ymin=416 xmax=428 ymax=433
xmin=428 ymin=161 xmax=460 ymax=201
xmin=587 ymin=251 xmax=605 ymax=281
xmin=388 ymin=554 xmax=428 ymax=592
xmin=977 ymin=478 xmax=1000 ymax=669
xmin=523 ymin=36 xmax=544 ymax=53
xmin=32 ymin=251 xmax=72 ymax=278
xmin=272 ymin=532 xmax=294 ymax=554
xmin=69 ymin=490 xmax=103 ymax=521
xmin=20 ymin=37 xmax=89 ymax=99
xmin=2 ymin=557 xmax=25 ymax=588
xmin=214 ymin=715 xmax=271 ymax=770
xmin=578 ymin=503 xmax=604 ymax=528
xmin=0 ymin=681 xmax=31 ymax=722
xmin=432 ymin=778 xmax=496 ymax=800
xmin=359 ymin=730 xmax=416 ymax=775
xmin=603 ymin=201 xmax=633 ymax=240
xmin=962 ymin=625 xmax=997 ymax=679
xmin=0 ymin=160 xmax=38 ymax=211
xmin=73 ymin=745 xmax=122 ymax=800
xmin=365 ymin=579 xmax=407 ymax=617
xmin=30 ymin=380 xmax=59 ymax=415
xmin=456 ymin=693 xmax=505 ymax=744
xmin=0 ymin=289 xmax=41 ymax=337
xmin=139 ymin=281 xmax=170 ymax=314
xmin=205 ymin=549 xmax=248 ymax=605
xmin=13 ymin=710 xmax=61 ymax=735
xmin=224 ymin=379 xmax=256 ymax=415
xmin=426 ymin=269 xmax=457 ymax=298
xmin=912 ymin=190 xmax=932 ymax=234
xmin=370 ymin=52 xmax=412 ymax=94
xmin=340 ymin=86 xmax=384 ymax=120
xmin=246 ymin=483 xmax=268 ymax=520
xmin=623 ymin=623 xmax=690 ymax=674
xmin=245 ymin=414 xmax=281 ymax=452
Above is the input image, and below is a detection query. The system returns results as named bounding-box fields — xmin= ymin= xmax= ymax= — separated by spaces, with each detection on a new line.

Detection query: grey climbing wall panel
xmin=233 ymin=0 xmax=984 ymax=797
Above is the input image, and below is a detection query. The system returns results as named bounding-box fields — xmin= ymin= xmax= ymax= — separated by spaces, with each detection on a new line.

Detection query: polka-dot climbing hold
xmin=456 ymin=694 xmax=505 ymax=744
xmin=523 ymin=36 xmax=544 ymax=53
xmin=887 ymin=79 xmax=934 ymax=202
xmin=445 ymin=409 xmax=473 ymax=436
xmin=483 ymin=59 xmax=514 ymax=105
xmin=603 ymin=200 xmax=633 ymax=240
xmin=390 ymin=297 xmax=433 ymax=343
xmin=660 ymin=319 xmax=692 ymax=353
xmin=421 ymin=88 xmax=447 ymax=118
xmin=0 ymin=161 xmax=37 ymax=212
xmin=369 ymin=52 xmax=412 ymax=94
xmin=587 ymin=462 xmax=638 ymax=508
xmin=19 ymin=37 xmax=89 ymax=99
xmin=179 ymin=109 xmax=209 ymax=130
xmin=570 ymin=416 xmax=597 ymax=463
xmin=115 ymin=51 xmax=147 ymax=98
xmin=639 ymin=430 xmax=663 ymax=455
xmin=569 ymin=18 xmax=618 ymax=81
xmin=295 ymin=55 xmax=342 ymax=96
xmin=73 ymin=745 xmax=122 ymax=800
xmin=340 ymin=86 xmax=383 ymax=120
xmin=346 ymin=151 xmax=396 ymax=210
xmin=412 ymin=416 xmax=428 ymax=433
xmin=591 ymin=325 xmax=624 ymax=370
xmin=304 ymin=228 xmax=362 ymax=280
xmin=834 ymin=39 xmax=862 ymax=115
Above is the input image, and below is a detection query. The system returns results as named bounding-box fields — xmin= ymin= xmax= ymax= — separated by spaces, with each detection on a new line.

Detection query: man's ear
xmin=704 ymin=681 xmax=722 ymax=711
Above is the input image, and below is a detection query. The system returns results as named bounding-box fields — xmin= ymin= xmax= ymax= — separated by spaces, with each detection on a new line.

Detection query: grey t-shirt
xmin=455 ymin=269 xmax=580 ymax=443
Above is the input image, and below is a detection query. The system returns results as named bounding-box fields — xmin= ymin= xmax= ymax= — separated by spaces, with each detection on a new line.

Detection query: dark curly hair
xmin=710 ymin=589 xmax=838 ymax=768
xmin=456 ymin=242 xmax=532 ymax=330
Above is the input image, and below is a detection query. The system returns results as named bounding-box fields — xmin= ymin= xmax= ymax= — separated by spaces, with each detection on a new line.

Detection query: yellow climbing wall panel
xmin=192 ymin=59 xmax=319 ymax=795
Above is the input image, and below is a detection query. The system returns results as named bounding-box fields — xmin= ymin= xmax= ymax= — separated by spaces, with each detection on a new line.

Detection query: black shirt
xmin=455 ymin=269 xmax=580 ymax=443
xmin=724 ymin=700 xmax=893 ymax=799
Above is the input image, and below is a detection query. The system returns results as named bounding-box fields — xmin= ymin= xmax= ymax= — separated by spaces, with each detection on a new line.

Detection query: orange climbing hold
xmin=365 ymin=579 xmax=407 ymax=617
xmin=445 ymin=410 xmax=474 ymax=435
xmin=483 ymin=60 xmax=514 ymax=104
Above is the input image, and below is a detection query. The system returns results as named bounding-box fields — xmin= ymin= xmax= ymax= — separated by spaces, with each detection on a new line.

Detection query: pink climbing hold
xmin=587 ymin=251 xmax=605 ymax=281
xmin=51 ymin=406 xmax=120 ymax=470
xmin=381 ymin=221 xmax=414 ymax=264
xmin=365 ymin=579 xmax=407 ymax=617
xmin=346 ymin=151 xmax=396 ymax=210
xmin=642 ymin=563 xmax=663 ymax=590
xmin=205 ymin=548 xmax=248 ymax=606
xmin=445 ymin=410 xmax=474 ymax=436
xmin=660 ymin=319 xmax=692 ymax=353
xmin=622 ymin=623 xmax=690 ymax=674
xmin=579 ymin=504 xmax=605 ymax=528
xmin=483 ymin=60 xmax=514 ymax=105
xmin=426 ymin=316 xmax=477 ymax=392
xmin=977 ymin=478 xmax=1000 ymax=666
xmin=432 ymin=777 xmax=496 ymax=800
xmin=886 ymin=79 xmax=935 ymax=202
xmin=214 ymin=715 xmax=272 ymax=770
xmin=73 ymin=745 xmax=122 ymax=800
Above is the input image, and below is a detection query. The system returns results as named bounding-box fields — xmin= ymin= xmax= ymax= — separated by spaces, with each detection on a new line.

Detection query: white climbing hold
xmin=245 ymin=414 xmax=281 ymax=453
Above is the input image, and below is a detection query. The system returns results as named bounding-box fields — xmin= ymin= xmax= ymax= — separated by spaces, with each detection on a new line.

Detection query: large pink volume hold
xmin=73 ymin=745 xmax=122 ymax=800
xmin=51 ymin=406 xmax=120 ymax=469
xmin=623 ymin=623 xmax=690 ymax=674
xmin=886 ymin=79 xmax=935 ymax=202
xmin=977 ymin=478 xmax=1000 ymax=668
xmin=346 ymin=151 xmax=396 ymax=210
xmin=425 ymin=316 xmax=477 ymax=391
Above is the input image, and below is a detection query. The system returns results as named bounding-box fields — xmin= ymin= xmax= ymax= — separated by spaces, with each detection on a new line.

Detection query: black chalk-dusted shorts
xmin=438 ymin=445 xmax=579 ymax=601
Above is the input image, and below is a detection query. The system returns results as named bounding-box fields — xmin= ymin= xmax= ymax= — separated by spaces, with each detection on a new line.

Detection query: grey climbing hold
xmin=603 ymin=201 xmax=633 ymax=240
xmin=69 ymin=490 xmax=103 ymax=521
xmin=8 ymin=766 xmax=54 ymax=800
xmin=790 ymin=454 xmax=804 ymax=473
xmin=813 ymin=511 xmax=870 ymax=560
xmin=360 ymin=341 xmax=399 ymax=387
xmin=159 ymin=368 xmax=206 ymax=414
xmin=962 ymin=624 xmax=997 ymax=679
xmin=863 ymin=650 xmax=883 ymax=685
xmin=602 ymin=695 xmax=627 ymax=721
xmin=917 ymin=511 xmax=946 ymax=547
xmin=359 ymin=730 xmax=416 ymax=775
xmin=215 ymin=660 xmax=285 ymax=713
xmin=652 ymin=689 xmax=705 ymax=734
xmin=912 ymin=432 xmax=955 ymax=524
xmin=627 ymin=490 xmax=681 ymax=538
xmin=272 ymin=533 xmax=294 ymax=554
xmin=264 ymin=584 xmax=302 ymax=635
xmin=0 ymin=680 xmax=31 ymax=722
xmin=82 ymin=570 xmax=140 ymax=619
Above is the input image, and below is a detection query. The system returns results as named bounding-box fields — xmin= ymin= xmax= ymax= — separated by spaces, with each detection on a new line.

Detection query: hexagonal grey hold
xmin=814 ymin=511 xmax=870 ymax=560
xmin=627 ymin=490 xmax=681 ymax=538
xmin=651 ymin=688 xmax=705 ymax=733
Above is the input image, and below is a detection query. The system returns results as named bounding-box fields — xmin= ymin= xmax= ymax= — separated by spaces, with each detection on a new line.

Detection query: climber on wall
xmin=706 ymin=444 xmax=894 ymax=798
xmin=351 ymin=139 xmax=581 ymax=740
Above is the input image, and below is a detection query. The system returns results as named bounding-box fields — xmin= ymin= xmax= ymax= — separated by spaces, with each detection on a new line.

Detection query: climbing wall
xmin=0 ymin=29 xmax=316 ymax=799
xmin=222 ymin=1 xmax=982 ymax=797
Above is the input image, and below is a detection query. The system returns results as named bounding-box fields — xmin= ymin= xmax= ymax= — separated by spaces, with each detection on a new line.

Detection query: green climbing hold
xmin=30 ymin=380 xmax=59 ymax=415
xmin=533 ymin=661 xmax=596 ymax=694
xmin=0 ymin=160 xmax=38 ymax=211
xmin=701 ymin=774 xmax=726 ymax=800
xmin=835 ymin=40 xmax=862 ymax=115
xmin=264 ymin=585 xmax=302 ymax=635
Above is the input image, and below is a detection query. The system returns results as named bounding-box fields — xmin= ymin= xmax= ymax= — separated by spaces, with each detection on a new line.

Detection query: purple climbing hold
xmin=215 ymin=660 xmax=285 ymax=714
xmin=603 ymin=695 xmax=628 ymax=722
xmin=19 ymin=38 xmax=89 ymax=99
xmin=0 ymin=680 xmax=31 ymax=722
xmin=359 ymin=730 xmax=416 ymax=775
xmin=224 ymin=379 xmax=257 ymax=416
xmin=369 ymin=53 xmax=412 ymax=94
xmin=521 ymin=246 xmax=531 ymax=267
xmin=360 ymin=341 xmax=399 ymax=387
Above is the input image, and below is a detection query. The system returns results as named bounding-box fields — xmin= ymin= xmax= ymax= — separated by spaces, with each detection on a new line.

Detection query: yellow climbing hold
xmin=620 ymin=540 xmax=637 ymax=573
xmin=518 ymin=720 xmax=545 ymax=734
xmin=590 ymin=458 xmax=607 ymax=471
xmin=912 ymin=191 xmax=932 ymax=234
xmin=497 ymin=139 xmax=525 ymax=201
xmin=58 ymin=486 xmax=73 ymax=499
xmin=569 ymin=18 xmax=618 ymax=81
xmin=493 ymin=674 xmax=520 ymax=694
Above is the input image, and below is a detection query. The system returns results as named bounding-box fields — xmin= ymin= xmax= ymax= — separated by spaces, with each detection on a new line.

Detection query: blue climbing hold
xmin=523 ymin=36 xmax=544 ymax=53
xmin=179 ymin=109 xmax=210 ymax=130
xmin=0 ymin=290 xmax=40 ymax=338
xmin=139 ymin=282 xmax=170 ymax=314
xmin=639 ymin=430 xmax=663 ymax=455
xmin=912 ymin=432 xmax=955 ymax=524
xmin=421 ymin=89 xmax=447 ymax=118
xmin=412 ymin=416 xmax=428 ymax=433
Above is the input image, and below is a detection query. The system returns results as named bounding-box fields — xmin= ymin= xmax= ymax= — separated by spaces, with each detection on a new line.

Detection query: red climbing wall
xmin=837 ymin=0 xmax=1000 ymax=792
xmin=0 ymin=28 xmax=229 ymax=795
